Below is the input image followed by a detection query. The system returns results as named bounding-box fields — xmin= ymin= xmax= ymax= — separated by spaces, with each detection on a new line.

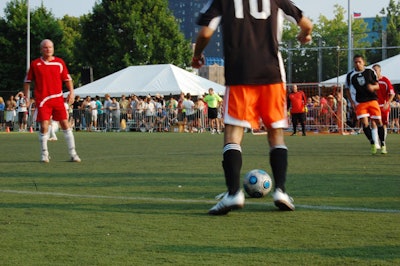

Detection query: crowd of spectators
xmin=1 ymin=89 xmax=400 ymax=134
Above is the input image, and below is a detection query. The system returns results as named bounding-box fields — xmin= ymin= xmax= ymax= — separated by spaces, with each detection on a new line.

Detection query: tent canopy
xmin=321 ymin=54 xmax=400 ymax=85
xmin=71 ymin=64 xmax=225 ymax=98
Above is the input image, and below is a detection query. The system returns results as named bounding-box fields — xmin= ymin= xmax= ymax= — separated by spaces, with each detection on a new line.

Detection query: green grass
xmin=0 ymin=131 xmax=399 ymax=265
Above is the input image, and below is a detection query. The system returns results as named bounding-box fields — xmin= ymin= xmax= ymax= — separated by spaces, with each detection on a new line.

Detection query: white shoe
xmin=71 ymin=154 xmax=81 ymax=162
xmin=49 ymin=137 xmax=58 ymax=141
xmin=273 ymin=188 xmax=295 ymax=211
xmin=41 ymin=154 xmax=50 ymax=163
xmin=208 ymin=190 xmax=245 ymax=215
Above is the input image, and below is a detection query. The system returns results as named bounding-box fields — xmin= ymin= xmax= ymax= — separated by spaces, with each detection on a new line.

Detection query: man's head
xmin=372 ymin=64 xmax=382 ymax=78
xmin=353 ymin=54 xmax=366 ymax=71
xmin=292 ymin=84 xmax=298 ymax=93
xmin=40 ymin=39 xmax=54 ymax=59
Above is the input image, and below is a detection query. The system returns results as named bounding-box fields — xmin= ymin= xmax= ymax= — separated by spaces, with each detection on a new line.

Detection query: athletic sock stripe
xmin=223 ymin=143 xmax=242 ymax=154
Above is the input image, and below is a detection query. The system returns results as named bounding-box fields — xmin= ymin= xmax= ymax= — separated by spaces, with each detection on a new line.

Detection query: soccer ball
xmin=243 ymin=169 xmax=273 ymax=198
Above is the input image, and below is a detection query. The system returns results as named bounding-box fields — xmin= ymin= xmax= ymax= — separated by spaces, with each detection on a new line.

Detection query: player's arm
xmin=297 ymin=16 xmax=313 ymax=44
xmin=23 ymin=82 xmax=31 ymax=104
xmin=65 ymin=79 xmax=74 ymax=105
xmin=192 ymin=26 xmax=214 ymax=68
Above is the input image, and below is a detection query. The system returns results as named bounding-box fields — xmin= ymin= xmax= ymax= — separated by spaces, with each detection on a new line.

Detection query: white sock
xmin=39 ymin=132 xmax=49 ymax=155
xmin=63 ymin=128 xmax=77 ymax=157
xmin=371 ymin=128 xmax=380 ymax=148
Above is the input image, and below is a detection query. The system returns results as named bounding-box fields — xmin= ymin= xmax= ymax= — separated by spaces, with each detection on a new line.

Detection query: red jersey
xmin=25 ymin=57 xmax=72 ymax=105
xmin=376 ymin=76 xmax=395 ymax=105
xmin=288 ymin=91 xmax=306 ymax=113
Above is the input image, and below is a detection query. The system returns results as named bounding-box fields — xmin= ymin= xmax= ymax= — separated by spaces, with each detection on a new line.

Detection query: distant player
xmin=24 ymin=39 xmax=81 ymax=163
xmin=346 ymin=55 xmax=384 ymax=155
xmin=371 ymin=64 xmax=395 ymax=154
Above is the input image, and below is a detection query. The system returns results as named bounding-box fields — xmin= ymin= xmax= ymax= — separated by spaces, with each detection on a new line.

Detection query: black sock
xmin=363 ymin=126 xmax=374 ymax=144
xmin=222 ymin=144 xmax=242 ymax=195
xmin=270 ymin=148 xmax=288 ymax=192
xmin=378 ymin=126 xmax=385 ymax=146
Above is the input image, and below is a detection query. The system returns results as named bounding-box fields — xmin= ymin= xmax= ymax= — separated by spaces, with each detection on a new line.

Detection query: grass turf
xmin=0 ymin=131 xmax=399 ymax=265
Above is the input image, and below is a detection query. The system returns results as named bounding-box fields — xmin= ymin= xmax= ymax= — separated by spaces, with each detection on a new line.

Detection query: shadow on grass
xmin=156 ymin=243 xmax=400 ymax=260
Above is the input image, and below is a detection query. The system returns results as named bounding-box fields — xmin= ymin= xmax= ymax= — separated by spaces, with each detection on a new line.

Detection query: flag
xmin=353 ymin=12 xmax=361 ymax=18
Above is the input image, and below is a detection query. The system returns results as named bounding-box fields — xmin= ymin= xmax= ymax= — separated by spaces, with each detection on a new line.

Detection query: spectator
xmin=119 ymin=94 xmax=129 ymax=122
xmin=0 ymin=96 xmax=5 ymax=131
xmin=95 ymin=96 xmax=104 ymax=131
xmin=89 ymin=96 xmax=98 ymax=131
xmin=288 ymin=84 xmax=307 ymax=136
xmin=80 ymin=96 xmax=91 ymax=131
xmin=203 ymin=88 xmax=222 ymax=134
xmin=5 ymin=97 xmax=16 ymax=131
xmin=15 ymin=92 xmax=28 ymax=132
xmin=103 ymin=94 xmax=112 ymax=131
xmin=110 ymin=97 xmax=120 ymax=131
xmin=72 ymin=96 xmax=81 ymax=131
xmin=182 ymin=93 xmax=195 ymax=133
xmin=155 ymin=107 xmax=167 ymax=132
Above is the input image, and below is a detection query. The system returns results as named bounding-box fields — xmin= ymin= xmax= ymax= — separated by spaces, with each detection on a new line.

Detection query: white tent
xmin=71 ymin=64 xmax=225 ymax=97
xmin=321 ymin=54 xmax=400 ymax=85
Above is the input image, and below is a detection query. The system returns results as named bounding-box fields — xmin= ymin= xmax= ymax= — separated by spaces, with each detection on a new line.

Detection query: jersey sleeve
xmin=59 ymin=58 xmax=72 ymax=82
xmin=197 ymin=0 xmax=222 ymax=30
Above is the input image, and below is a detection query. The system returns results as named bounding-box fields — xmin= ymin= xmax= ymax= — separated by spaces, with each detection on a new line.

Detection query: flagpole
xmin=26 ymin=0 xmax=30 ymax=71
xmin=347 ymin=0 xmax=352 ymax=72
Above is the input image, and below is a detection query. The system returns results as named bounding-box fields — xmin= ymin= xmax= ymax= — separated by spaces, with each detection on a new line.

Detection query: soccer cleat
xmin=273 ymin=188 xmax=295 ymax=211
xmin=290 ymin=133 xmax=297 ymax=136
xmin=71 ymin=154 xmax=81 ymax=163
xmin=381 ymin=146 xmax=387 ymax=154
xmin=371 ymin=144 xmax=377 ymax=155
xmin=41 ymin=154 xmax=50 ymax=163
xmin=208 ymin=190 xmax=245 ymax=215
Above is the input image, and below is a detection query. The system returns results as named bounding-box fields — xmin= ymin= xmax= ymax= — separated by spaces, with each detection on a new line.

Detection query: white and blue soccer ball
xmin=243 ymin=169 xmax=273 ymax=198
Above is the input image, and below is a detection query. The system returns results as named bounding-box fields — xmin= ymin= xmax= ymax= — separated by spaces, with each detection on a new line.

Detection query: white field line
xmin=1 ymin=189 xmax=399 ymax=214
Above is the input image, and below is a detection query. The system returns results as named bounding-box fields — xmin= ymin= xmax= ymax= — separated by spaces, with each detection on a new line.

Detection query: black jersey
xmin=197 ymin=0 xmax=304 ymax=85
xmin=346 ymin=68 xmax=378 ymax=103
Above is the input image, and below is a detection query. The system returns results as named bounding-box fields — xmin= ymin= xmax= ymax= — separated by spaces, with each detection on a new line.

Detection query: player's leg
xmin=39 ymin=120 xmax=50 ymax=162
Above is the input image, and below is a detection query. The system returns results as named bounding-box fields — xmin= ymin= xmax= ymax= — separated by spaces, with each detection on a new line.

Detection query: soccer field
xmin=0 ymin=132 xmax=399 ymax=265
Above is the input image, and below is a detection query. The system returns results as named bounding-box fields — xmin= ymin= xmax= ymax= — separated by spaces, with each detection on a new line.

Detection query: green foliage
xmin=0 ymin=0 xmax=67 ymax=94
xmin=79 ymin=0 xmax=192 ymax=80
xmin=281 ymin=4 xmax=370 ymax=82
xmin=0 ymin=133 xmax=399 ymax=265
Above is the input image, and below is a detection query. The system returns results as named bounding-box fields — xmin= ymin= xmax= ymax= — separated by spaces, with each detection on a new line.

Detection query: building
xmin=168 ymin=0 xmax=224 ymax=62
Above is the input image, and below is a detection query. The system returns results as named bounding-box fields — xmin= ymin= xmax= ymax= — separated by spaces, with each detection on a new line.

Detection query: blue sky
xmin=0 ymin=0 xmax=392 ymax=21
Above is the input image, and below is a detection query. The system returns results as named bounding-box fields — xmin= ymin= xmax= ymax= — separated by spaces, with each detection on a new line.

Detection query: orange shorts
xmin=356 ymin=101 xmax=381 ymax=120
xmin=36 ymin=97 xmax=68 ymax=122
xmin=223 ymin=83 xmax=288 ymax=129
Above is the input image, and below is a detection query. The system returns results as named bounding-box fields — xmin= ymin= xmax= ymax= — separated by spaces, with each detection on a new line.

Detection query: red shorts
xmin=356 ymin=101 xmax=381 ymax=120
xmin=223 ymin=83 xmax=288 ymax=129
xmin=380 ymin=107 xmax=390 ymax=125
xmin=36 ymin=97 xmax=68 ymax=122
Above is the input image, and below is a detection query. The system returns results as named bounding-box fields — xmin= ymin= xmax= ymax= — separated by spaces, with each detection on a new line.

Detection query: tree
xmin=79 ymin=0 xmax=192 ymax=81
xmin=0 ymin=0 xmax=70 ymax=94
xmin=369 ymin=0 xmax=400 ymax=62
xmin=281 ymin=4 xmax=370 ymax=83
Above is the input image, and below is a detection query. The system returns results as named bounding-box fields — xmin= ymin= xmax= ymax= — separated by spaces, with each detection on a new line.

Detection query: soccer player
xmin=288 ymin=84 xmax=307 ymax=136
xmin=371 ymin=64 xmax=395 ymax=154
xmin=192 ymin=0 xmax=313 ymax=214
xmin=345 ymin=55 xmax=384 ymax=155
xmin=24 ymin=39 xmax=81 ymax=163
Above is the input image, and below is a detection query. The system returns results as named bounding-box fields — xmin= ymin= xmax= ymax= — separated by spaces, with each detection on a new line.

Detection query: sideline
xmin=1 ymin=189 xmax=399 ymax=214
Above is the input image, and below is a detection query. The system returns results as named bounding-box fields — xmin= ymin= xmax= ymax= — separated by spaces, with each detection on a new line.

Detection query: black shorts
xmin=208 ymin=107 xmax=218 ymax=119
